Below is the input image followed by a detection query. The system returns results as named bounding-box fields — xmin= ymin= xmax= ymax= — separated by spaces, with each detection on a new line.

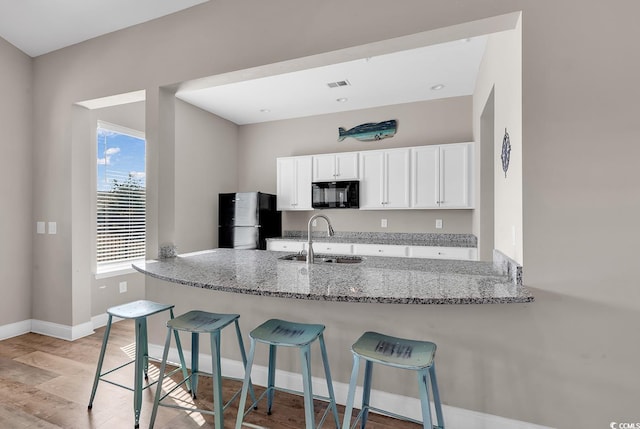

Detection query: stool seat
xmin=352 ymin=331 xmax=436 ymax=370
xmin=167 ymin=310 xmax=239 ymax=333
xmin=250 ymin=318 xmax=325 ymax=346
xmin=108 ymin=300 xmax=174 ymax=319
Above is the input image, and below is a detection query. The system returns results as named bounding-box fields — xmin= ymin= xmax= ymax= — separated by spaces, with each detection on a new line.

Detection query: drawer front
xmin=409 ymin=246 xmax=477 ymax=260
xmin=353 ymin=244 xmax=408 ymax=257
xmin=311 ymin=242 xmax=353 ymax=255
xmin=267 ymin=241 xmax=305 ymax=252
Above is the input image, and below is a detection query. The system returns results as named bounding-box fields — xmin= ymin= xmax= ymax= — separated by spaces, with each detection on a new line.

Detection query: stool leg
xmin=429 ymin=363 xmax=444 ymax=428
xmin=267 ymin=344 xmax=277 ymax=415
xmin=234 ymin=338 xmax=256 ymax=429
xmin=133 ymin=317 xmax=147 ymax=428
xmin=88 ymin=315 xmax=113 ymax=410
xmin=142 ymin=320 xmax=149 ymax=381
xmin=342 ymin=354 xmax=360 ymax=429
xmin=318 ymin=334 xmax=340 ymax=427
xmin=191 ymin=332 xmax=199 ymax=399
xmin=299 ymin=344 xmax=316 ymax=429
xmin=170 ymin=308 xmax=191 ymax=392
xmin=149 ymin=327 xmax=173 ymax=429
xmin=417 ymin=368 xmax=433 ymax=429
xmin=210 ymin=331 xmax=223 ymax=429
xmin=234 ymin=320 xmax=257 ymax=406
xmin=361 ymin=360 xmax=373 ymax=429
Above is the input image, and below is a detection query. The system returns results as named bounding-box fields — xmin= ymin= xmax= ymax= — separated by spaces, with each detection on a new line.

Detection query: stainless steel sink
xmin=279 ymin=254 xmax=363 ymax=264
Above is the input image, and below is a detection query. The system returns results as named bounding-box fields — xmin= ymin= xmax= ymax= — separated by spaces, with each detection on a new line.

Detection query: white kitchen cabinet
xmin=359 ymin=148 xmax=410 ymax=209
xmin=352 ymin=243 xmax=408 ymax=257
xmin=312 ymin=152 xmax=359 ymax=181
xmin=267 ymin=240 xmax=305 ymax=252
xmin=276 ymin=156 xmax=312 ymax=210
xmin=310 ymin=242 xmax=353 ymax=255
xmin=411 ymin=143 xmax=473 ymax=209
xmin=408 ymin=245 xmax=477 ymax=260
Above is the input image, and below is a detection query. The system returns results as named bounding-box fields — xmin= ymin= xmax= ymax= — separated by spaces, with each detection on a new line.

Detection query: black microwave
xmin=312 ymin=180 xmax=359 ymax=209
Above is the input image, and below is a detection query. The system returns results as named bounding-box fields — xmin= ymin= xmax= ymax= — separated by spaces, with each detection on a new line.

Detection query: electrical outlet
xmin=37 ymin=221 xmax=46 ymax=234
xmin=48 ymin=222 xmax=57 ymax=234
xmin=119 ymin=281 xmax=127 ymax=293
xmin=381 ymin=219 xmax=388 ymax=228
xmin=436 ymin=219 xmax=443 ymax=229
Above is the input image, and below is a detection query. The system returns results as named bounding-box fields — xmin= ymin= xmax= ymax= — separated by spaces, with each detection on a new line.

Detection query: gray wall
xmin=4 ymin=0 xmax=638 ymax=427
xmin=238 ymin=97 xmax=474 ymax=234
xmin=175 ymin=99 xmax=238 ymax=253
xmin=0 ymin=37 xmax=32 ymax=328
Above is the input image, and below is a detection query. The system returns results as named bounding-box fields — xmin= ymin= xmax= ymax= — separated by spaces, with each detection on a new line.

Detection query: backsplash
xmin=283 ymin=230 xmax=477 ymax=247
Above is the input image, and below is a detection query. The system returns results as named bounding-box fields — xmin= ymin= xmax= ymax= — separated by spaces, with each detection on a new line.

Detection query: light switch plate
xmin=436 ymin=219 xmax=443 ymax=229
xmin=48 ymin=222 xmax=57 ymax=234
xmin=381 ymin=219 xmax=388 ymax=228
xmin=119 ymin=281 xmax=127 ymax=293
xmin=37 ymin=221 xmax=45 ymax=234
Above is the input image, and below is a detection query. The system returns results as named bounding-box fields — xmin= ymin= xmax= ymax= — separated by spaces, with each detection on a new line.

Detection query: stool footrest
xmin=357 ymin=405 xmax=425 ymax=427
xmin=241 ymin=385 xmax=335 ymax=428
xmin=155 ymin=372 xmax=245 ymax=417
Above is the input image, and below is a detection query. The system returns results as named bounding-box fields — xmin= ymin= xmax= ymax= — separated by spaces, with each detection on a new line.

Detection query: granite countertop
xmin=267 ymin=231 xmax=478 ymax=248
xmin=133 ymin=249 xmax=533 ymax=305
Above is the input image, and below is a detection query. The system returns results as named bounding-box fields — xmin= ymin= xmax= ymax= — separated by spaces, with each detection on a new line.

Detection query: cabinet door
xmin=358 ymin=151 xmax=385 ymax=209
xmin=311 ymin=242 xmax=353 ymax=255
xmin=294 ymin=156 xmax=313 ymax=209
xmin=353 ymin=243 xmax=408 ymax=257
xmin=267 ymin=240 xmax=305 ymax=252
xmin=439 ymin=143 xmax=471 ymax=208
xmin=335 ymin=152 xmax=359 ymax=180
xmin=384 ymin=149 xmax=411 ymax=208
xmin=411 ymin=146 xmax=439 ymax=208
xmin=312 ymin=154 xmax=337 ymax=182
xmin=408 ymin=245 xmax=477 ymax=260
xmin=277 ymin=157 xmax=296 ymax=210
xmin=277 ymin=156 xmax=312 ymax=210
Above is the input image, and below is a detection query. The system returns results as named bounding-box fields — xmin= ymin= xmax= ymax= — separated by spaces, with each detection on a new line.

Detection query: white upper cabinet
xmin=359 ymin=148 xmax=411 ymax=209
xmin=312 ymin=152 xmax=359 ymax=181
xmin=412 ymin=143 xmax=473 ymax=209
xmin=277 ymin=156 xmax=312 ymax=210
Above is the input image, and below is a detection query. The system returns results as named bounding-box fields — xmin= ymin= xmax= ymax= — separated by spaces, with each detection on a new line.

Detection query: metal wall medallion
xmin=501 ymin=128 xmax=511 ymax=178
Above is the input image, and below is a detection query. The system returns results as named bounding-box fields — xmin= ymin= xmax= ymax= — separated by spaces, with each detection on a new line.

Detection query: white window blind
xmin=96 ymin=121 xmax=146 ymax=267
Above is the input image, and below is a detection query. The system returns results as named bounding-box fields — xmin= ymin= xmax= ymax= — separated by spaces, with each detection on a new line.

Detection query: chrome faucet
xmin=306 ymin=214 xmax=335 ymax=264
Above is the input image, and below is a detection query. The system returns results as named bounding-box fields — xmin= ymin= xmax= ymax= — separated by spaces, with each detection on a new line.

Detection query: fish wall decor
xmin=338 ymin=119 xmax=397 ymax=142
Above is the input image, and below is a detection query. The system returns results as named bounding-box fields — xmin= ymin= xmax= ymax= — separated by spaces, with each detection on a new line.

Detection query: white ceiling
xmin=0 ymin=0 xmax=208 ymax=57
xmin=0 ymin=1 xmax=488 ymax=125
xmin=176 ymin=36 xmax=487 ymax=125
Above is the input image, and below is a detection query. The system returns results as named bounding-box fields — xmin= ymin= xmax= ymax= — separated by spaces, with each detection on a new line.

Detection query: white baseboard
xmin=147 ymin=344 xmax=553 ymax=429
xmin=0 ymin=319 xmax=32 ymax=341
xmin=31 ymin=319 xmax=94 ymax=341
xmin=91 ymin=312 xmax=124 ymax=330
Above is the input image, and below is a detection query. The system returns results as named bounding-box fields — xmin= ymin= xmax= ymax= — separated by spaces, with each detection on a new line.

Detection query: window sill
xmin=95 ymin=260 xmax=143 ymax=280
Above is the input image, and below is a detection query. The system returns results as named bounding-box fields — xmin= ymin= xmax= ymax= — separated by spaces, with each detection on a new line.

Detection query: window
xmin=96 ymin=121 xmax=146 ymax=271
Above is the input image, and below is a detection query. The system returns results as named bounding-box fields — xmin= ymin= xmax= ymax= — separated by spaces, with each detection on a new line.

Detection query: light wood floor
xmin=0 ymin=319 xmax=421 ymax=428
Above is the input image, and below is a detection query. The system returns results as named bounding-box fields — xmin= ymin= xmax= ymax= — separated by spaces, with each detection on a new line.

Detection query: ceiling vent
xmin=327 ymin=80 xmax=351 ymax=88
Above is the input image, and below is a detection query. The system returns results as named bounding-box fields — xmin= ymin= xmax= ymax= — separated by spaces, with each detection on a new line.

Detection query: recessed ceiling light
xmin=336 ymin=98 xmax=348 ymax=103
xmin=260 ymin=108 xmax=271 ymax=113
xmin=431 ymin=84 xmax=445 ymax=91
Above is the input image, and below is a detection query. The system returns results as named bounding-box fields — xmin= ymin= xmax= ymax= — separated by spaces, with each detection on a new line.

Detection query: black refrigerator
xmin=218 ymin=192 xmax=282 ymax=250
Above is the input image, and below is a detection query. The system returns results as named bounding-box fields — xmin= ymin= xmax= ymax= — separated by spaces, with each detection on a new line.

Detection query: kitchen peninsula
xmin=133 ymin=248 xmax=533 ymax=304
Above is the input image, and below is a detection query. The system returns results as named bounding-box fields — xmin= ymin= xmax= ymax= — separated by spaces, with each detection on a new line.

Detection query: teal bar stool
xmin=234 ymin=319 xmax=340 ymax=429
xmin=148 ymin=310 xmax=257 ymax=429
xmin=88 ymin=300 xmax=189 ymax=429
xmin=342 ymin=331 xmax=444 ymax=429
